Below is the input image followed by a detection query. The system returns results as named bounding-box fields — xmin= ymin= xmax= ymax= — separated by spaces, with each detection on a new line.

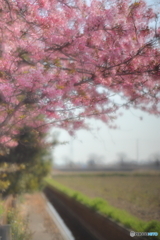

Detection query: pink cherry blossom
xmin=0 ymin=0 xmax=159 ymax=148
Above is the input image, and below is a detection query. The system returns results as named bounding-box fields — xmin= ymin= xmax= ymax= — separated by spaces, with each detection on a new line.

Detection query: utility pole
xmin=136 ymin=138 xmax=139 ymax=163
xmin=70 ymin=137 xmax=74 ymax=162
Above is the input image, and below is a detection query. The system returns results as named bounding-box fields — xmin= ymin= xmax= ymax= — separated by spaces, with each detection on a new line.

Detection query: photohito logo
xmin=130 ymin=231 xmax=135 ymax=237
xmin=130 ymin=231 xmax=158 ymax=237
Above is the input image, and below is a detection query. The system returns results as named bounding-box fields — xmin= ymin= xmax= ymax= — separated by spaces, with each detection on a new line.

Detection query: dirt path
xmin=20 ymin=193 xmax=64 ymax=240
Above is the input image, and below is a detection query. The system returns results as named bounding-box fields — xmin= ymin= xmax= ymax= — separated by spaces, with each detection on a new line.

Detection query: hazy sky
xmin=51 ymin=107 xmax=160 ymax=165
xmin=50 ymin=0 xmax=160 ymax=166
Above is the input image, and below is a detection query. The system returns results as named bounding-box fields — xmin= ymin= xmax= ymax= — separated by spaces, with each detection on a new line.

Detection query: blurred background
xmin=50 ymin=107 xmax=160 ymax=171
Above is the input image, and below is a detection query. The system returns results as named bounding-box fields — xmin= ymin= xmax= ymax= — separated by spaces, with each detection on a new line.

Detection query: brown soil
xmin=53 ymin=172 xmax=160 ymax=222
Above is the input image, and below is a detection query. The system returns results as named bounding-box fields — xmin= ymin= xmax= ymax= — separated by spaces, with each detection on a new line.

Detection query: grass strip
xmin=0 ymin=201 xmax=4 ymax=215
xmin=7 ymin=207 xmax=32 ymax=240
xmin=51 ymin=172 xmax=160 ymax=178
xmin=0 ymin=200 xmax=4 ymax=223
xmin=45 ymin=177 xmax=160 ymax=240
xmin=0 ymin=196 xmax=32 ymax=240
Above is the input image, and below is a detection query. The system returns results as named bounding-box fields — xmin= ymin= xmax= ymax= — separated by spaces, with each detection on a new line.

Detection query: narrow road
xmin=20 ymin=193 xmax=64 ymax=240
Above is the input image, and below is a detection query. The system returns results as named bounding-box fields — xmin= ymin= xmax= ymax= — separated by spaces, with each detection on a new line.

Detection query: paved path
xmin=20 ymin=193 xmax=64 ymax=240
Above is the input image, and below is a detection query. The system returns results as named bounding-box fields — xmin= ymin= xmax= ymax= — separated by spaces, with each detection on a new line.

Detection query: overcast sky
xmin=51 ymin=107 xmax=160 ymax=165
xmin=49 ymin=0 xmax=160 ymax=166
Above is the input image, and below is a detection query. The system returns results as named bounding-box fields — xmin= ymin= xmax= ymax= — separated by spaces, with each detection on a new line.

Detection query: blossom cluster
xmin=0 ymin=0 xmax=160 ymax=148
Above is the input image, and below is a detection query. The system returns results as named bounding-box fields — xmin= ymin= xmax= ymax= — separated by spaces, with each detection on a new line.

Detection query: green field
xmin=52 ymin=171 xmax=160 ymax=222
